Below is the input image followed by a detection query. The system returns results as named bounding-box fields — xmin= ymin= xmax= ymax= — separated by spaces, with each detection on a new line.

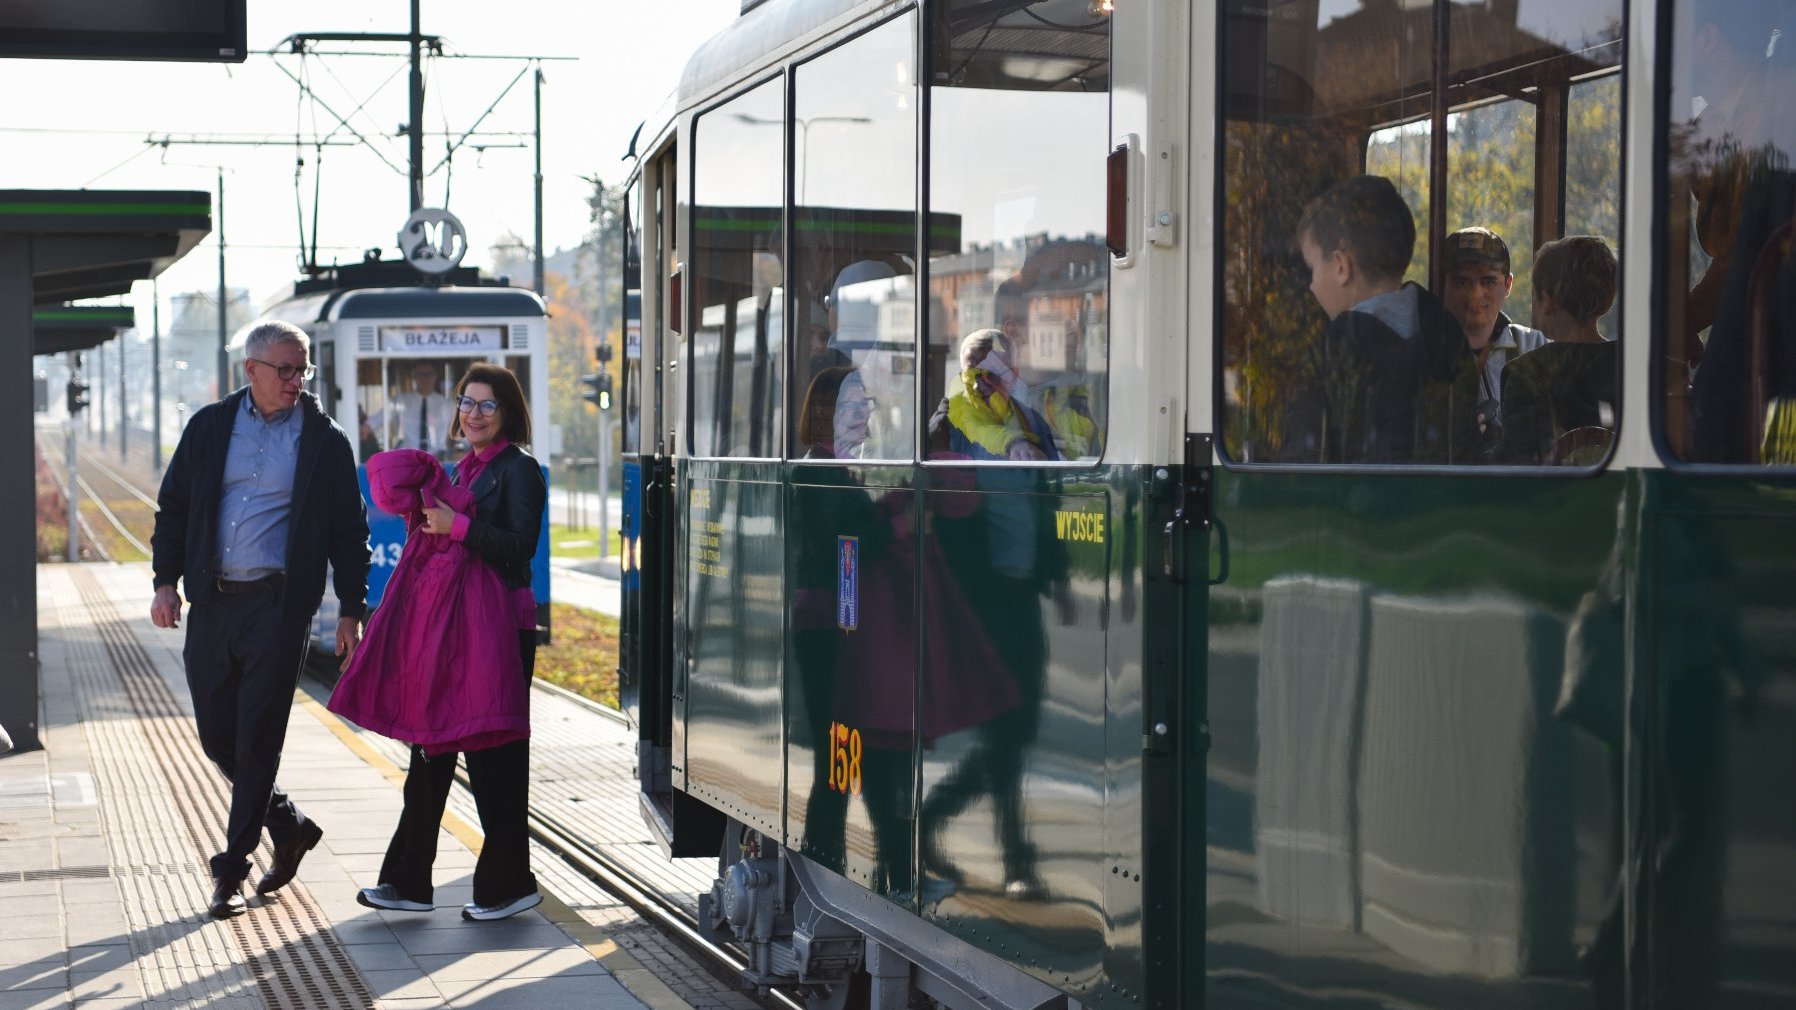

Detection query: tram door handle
xmin=1163 ymin=511 xmax=1229 ymax=586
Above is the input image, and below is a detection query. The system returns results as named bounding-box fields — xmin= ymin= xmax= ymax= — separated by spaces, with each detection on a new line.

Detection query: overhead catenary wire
xmin=266 ymin=58 xmax=408 ymax=178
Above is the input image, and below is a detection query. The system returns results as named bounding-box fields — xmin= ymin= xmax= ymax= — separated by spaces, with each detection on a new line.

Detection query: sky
xmin=3 ymin=0 xmax=741 ymax=324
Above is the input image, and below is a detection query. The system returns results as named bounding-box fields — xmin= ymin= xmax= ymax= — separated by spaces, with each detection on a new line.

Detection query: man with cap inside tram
xmin=151 ymin=320 xmax=371 ymax=918
xmin=1441 ymin=226 xmax=1548 ymax=444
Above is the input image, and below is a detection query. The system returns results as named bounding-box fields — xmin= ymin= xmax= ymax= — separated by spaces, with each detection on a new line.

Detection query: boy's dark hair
xmin=1297 ymin=175 xmax=1417 ymax=283
xmin=1534 ymin=236 xmax=1618 ymax=325
xmin=451 ymin=361 xmax=533 ymax=445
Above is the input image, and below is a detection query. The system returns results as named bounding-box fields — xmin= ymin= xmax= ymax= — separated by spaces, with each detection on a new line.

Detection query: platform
xmin=4 ymin=563 xmax=745 ymax=1010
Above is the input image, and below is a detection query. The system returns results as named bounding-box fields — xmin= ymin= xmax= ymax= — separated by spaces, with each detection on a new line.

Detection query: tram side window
xmin=1220 ymin=1 xmax=1624 ymax=467
xmin=623 ymin=177 xmax=644 ymax=456
xmin=923 ymin=0 xmax=1110 ymax=464
xmin=690 ymin=78 xmax=785 ymax=459
xmin=1661 ymin=0 xmax=1796 ymax=465
xmin=791 ymin=13 xmax=918 ymax=462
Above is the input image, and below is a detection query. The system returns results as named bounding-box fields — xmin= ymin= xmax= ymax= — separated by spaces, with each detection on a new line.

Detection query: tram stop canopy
xmin=3 ymin=188 xmax=212 ymax=753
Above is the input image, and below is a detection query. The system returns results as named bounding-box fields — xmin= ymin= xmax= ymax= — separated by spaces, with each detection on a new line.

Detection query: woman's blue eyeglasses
xmin=456 ymin=395 xmax=500 ymax=417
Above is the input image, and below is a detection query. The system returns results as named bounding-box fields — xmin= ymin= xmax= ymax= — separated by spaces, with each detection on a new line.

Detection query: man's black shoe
xmin=255 ymin=819 xmax=324 ymax=896
xmin=209 ymin=877 xmax=246 ymax=919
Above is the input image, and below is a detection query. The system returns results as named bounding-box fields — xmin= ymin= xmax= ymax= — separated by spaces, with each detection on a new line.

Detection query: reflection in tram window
xmin=690 ymin=77 xmax=785 ymax=459
xmin=1222 ymin=0 xmax=1624 ymax=468
xmin=1664 ymin=0 xmax=1796 ymax=464
xmin=924 ymin=0 xmax=1110 ymax=465
xmin=789 ymin=13 xmax=919 ymax=462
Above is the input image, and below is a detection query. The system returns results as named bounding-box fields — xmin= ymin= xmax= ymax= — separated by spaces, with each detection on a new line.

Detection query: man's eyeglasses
xmin=249 ymin=358 xmax=316 ymax=382
xmin=456 ymin=395 xmax=500 ymax=416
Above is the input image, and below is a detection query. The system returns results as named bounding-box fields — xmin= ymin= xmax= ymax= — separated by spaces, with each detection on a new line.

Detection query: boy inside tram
xmin=1289 ymin=174 xmax=1473 ymax=465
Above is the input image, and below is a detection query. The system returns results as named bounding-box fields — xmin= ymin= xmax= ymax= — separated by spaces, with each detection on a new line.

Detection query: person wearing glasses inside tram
xmin=1441 ymin=226 xmax=1548 ymax=455
xmin=357 ymin=362 xmax=548 ymax=922
xmin=151 ymin=321 xmax=371 ymax=918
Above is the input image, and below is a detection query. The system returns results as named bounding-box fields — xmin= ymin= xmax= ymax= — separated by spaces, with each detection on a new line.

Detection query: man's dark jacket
xmin=152 ymin=387 xmax=372 ymax=624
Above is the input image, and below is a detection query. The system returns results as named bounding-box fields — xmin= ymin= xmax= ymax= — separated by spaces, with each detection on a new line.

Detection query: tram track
xmin=48 ymin=419 xmax=799 ymax=1005
xmin=36 ymin=426 xmax=160 ymax=562
xmin=497 ymin=696 xmax=803 ymax=1010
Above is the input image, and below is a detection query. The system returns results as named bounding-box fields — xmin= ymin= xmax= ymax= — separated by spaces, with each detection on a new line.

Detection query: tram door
xmin=623 ymin=145 xmax=684 ymax=820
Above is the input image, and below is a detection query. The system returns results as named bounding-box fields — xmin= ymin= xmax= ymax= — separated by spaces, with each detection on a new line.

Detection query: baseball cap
xmin=1444 ymin=227 xmax=1511 ymax=273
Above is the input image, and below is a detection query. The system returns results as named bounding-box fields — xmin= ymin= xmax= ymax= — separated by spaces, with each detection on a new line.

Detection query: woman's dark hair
xmin=451 ymin=362 xmax=532 ymax=445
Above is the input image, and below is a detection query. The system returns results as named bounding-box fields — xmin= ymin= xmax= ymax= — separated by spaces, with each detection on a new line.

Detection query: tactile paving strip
xmin=68 ymin=568 xmax=375 ymax=1010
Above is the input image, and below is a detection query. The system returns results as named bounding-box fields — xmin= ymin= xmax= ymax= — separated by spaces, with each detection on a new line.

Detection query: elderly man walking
xmin=151 ymin=320 xmax=371 ymax=918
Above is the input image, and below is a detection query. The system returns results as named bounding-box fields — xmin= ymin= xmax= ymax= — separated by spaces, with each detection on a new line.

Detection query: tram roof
xmin=263 ymin=284 xmax=547 ymax=328
xmin=678 ymin=0 xmax=877 ymax=108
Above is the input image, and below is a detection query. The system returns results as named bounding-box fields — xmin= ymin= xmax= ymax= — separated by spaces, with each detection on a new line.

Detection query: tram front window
xmin=357 ymin=358 xmax=471 ymax=461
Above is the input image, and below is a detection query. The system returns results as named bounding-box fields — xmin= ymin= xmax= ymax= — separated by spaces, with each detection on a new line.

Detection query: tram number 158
xmin=828 ymin=721 xmax=863 ymax=796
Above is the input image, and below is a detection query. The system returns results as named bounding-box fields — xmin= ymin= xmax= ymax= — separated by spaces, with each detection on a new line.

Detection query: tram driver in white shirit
xmin=362 ymin=361 xmax=456 ymax=457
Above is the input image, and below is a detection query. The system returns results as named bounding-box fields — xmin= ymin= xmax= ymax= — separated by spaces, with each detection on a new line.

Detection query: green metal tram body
xmin=613 ymin=0 xmax=1796 ymax=1007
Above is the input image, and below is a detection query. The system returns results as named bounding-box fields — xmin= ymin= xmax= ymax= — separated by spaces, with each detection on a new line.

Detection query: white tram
xmin=230 ymin=260 xmax=553 ymax=640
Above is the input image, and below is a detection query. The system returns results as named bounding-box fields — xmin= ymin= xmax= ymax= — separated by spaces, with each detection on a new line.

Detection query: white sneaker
xmin=356 ymin=884 xmax=431 ymax=912
xmin=461 ymin=891 xmax=543 ymax=921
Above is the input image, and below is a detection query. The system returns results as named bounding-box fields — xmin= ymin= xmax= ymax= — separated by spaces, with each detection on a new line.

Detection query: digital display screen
xmin=0 ymin=0 xmax=246 ymax=62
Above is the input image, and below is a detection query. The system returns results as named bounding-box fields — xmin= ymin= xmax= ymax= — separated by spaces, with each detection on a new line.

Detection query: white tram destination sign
xmin=380 ymin=325 xmax=505 ymax=351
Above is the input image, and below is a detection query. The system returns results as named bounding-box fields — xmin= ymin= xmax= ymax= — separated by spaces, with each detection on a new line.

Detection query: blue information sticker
xmin=836 ymin=535 xmax=859 ymax=631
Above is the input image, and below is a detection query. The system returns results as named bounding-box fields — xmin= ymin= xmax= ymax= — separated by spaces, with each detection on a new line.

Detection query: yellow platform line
xmin=295 ymin=690 xmax=694 ymax=1010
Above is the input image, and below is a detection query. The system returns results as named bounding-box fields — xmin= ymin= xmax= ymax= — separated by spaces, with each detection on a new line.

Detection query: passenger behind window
xmin=1442 ymin=227 xmax=1549 ymax=458
xmin=1498 ymin=237 xmax=1620 ymax=466
xmin=1291 ymin=175 xmax=1474 ymax=464
xmin=927 ymin=329 xmax=1060 ymax=462
xmin=363 ymin=362 xmax=455 ymax=459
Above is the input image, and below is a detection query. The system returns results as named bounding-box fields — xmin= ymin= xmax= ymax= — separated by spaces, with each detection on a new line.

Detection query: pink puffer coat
xmin=328 ymin=449 xmax=529 ymax=755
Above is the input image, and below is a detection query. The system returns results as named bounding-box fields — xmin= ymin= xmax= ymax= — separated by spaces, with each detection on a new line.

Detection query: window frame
xmin=685 ymin=70 xmax=790 ymax=463
xmin=1210 ymin=0 xmax=1630 ymax=478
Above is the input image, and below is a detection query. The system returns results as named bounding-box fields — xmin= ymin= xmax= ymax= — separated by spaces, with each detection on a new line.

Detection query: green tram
xmin=613 ymin=0 xmax=1796 ymax=1007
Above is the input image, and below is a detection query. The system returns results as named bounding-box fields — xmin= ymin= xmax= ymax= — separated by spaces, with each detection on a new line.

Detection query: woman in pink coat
xmin=355 ymin=363 xmax=547 ymax=922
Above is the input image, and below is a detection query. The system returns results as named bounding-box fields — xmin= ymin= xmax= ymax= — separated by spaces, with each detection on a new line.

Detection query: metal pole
xmin=217 ymin=168 xmax=228 ymax=397
xmin=409 ymin=0 xmax=424 ymax=212
xmin=599 ymin=419 xmax=617 ymax=559
xmin=119 ymin=324 xmax=127 ymax=463
xmin=533 ymin=65 xmax=545 ymax=295
xmin=65 ymin=354 xmax=80 ymax=563
xmin=152 ymin=280 xmax=162 ymax=470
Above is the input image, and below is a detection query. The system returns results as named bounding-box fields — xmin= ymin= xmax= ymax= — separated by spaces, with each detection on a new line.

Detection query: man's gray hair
xmin=244 ymin=320 xmax=310 ymax=360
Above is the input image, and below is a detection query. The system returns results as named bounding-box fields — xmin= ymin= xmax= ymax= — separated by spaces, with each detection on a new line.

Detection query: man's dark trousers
xmin=183 ymin=581 xmax=314 ymax=884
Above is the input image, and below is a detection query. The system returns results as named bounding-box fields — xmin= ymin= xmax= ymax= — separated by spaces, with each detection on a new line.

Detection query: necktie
xmin=418 ymin=396 xmax=429 ymax=452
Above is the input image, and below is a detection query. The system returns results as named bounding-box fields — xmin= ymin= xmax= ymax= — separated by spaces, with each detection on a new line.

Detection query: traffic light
xmin=592 ymin=342 xmax=615 ymax=410
xmin=66 ymin=379 xmax=91 ymax=415
xmin=581 ymin=371 xmax=613 ymax=411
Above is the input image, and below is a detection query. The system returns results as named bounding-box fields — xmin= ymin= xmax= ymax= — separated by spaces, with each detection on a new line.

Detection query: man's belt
xmin=215 ymin=574 xmax=284 ymax=594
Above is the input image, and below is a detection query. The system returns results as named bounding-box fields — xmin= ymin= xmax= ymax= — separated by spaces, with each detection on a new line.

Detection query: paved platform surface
xmin=3 ymin=563 xmax=736 ymax=1010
